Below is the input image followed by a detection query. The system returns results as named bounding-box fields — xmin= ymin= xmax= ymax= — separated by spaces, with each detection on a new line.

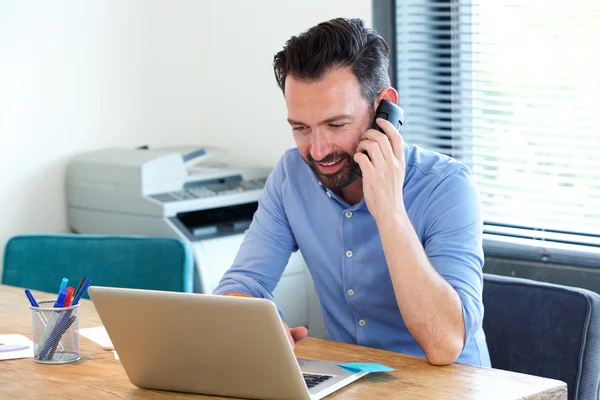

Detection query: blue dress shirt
xmin=213 ymin=143 xmax=491 ymax=367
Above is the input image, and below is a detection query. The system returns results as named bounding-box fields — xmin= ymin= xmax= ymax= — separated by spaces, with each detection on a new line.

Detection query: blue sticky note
xmin=338 ymin=362 xmax=395 ymax=373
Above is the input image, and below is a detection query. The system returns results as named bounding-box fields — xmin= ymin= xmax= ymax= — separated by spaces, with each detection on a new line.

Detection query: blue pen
xmin=39 ymin=289 xmax=68 ymax=347
xmin=39 ymin=313 xmax=71 ymax=360
xmin=24 ymin=289 xmax=39 ymax=308
xmin=45 ymin=315 xmax=77 ymax=360
xmin=59 ymin=278 xmax=68 ymax=294
xmin=53 ymin=289 xmax=68 ymax=308
xmin=26 ymin=288 xmax=52 ymax=328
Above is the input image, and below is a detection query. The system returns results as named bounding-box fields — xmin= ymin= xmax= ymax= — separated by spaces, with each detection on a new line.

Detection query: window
xmin=394 ymin=0 xmax=600 ymax=264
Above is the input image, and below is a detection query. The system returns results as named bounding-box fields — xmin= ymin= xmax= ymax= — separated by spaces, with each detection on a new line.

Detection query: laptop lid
xmin=88 ymin=286 xmax=313 ymax=400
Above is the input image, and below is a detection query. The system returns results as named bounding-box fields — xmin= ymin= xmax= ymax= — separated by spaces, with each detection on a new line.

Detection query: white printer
xmin=66 ymin=145 xmax=325 ymax=335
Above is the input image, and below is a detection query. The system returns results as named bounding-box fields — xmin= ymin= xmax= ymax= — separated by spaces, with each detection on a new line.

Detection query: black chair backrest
xmin=482 ymin=273 xmax=600 ymax=400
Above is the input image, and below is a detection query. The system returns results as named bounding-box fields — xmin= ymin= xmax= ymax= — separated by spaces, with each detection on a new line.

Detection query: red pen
xmin=64 ymin=287 xmax=75 ymax=307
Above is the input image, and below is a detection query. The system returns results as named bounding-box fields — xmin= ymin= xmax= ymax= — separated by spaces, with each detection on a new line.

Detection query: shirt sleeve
xmin=212 ymin=155 xmax=298 ymax=303
xmin=421 ymin=165 xmax=485 ymax=346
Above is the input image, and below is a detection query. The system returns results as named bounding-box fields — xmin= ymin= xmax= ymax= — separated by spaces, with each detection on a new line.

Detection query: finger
xmin=361 ymin=126 xmax=395 ymax=163
xmin=353 ymin=152 xmax=373 ymax=174
xmin=372 ymin=118 xmax=404 ymax=161
xmin=356 ymin=139 xmax=385 ymax=168
xmin=286 ymin=330 xmax=296 ymax=348
xmin=281 ymin=320 xmax=295 ymax=348
xmin=290 ymin=326 xmax=309 ymax=343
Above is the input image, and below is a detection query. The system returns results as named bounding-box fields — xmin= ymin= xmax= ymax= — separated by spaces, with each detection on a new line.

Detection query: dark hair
xmin=273 ymin=18 xmax=391 ymax=105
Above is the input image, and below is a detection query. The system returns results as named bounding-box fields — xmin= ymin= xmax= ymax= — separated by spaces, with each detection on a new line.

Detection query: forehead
xmin=284 ymin=67 xmax=368 ymax=121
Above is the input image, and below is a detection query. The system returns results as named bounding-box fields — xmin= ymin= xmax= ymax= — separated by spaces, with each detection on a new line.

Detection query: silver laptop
xmin=88 ymin=286 xmax=368 ymax=400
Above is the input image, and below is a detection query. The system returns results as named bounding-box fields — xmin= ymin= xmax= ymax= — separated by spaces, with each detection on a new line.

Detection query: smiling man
xmin=213 ymin=17 xmax=491 ymax=367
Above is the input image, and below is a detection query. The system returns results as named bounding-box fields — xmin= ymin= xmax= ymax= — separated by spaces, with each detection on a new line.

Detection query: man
xmin=213 ymin=17 xmax=491 ymax=367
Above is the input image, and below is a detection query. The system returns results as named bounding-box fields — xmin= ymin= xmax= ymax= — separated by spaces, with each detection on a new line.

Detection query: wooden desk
xmin=0 ymin=284 xmax=567 ymax=399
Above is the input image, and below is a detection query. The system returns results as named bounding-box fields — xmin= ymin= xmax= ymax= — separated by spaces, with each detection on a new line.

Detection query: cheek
xmin=292 ymin=129 xmax=360 ymax=157
xmin=337 ymin=130 xmax=361 ymax=154
xmin=293 ymin=133 xmax=311 ymax=158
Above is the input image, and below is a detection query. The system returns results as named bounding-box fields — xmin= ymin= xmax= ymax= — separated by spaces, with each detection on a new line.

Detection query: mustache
xmin=307 ymin=151 xmax=351 ymax=164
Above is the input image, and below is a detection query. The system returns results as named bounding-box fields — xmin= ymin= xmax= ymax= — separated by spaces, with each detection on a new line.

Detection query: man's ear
xmin=375 ymin=87 xmax=399 ymax=107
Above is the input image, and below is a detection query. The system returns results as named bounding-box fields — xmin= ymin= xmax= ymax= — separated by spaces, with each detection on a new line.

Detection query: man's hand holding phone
xmin=354 ymin=116 xmax=407 ymax=223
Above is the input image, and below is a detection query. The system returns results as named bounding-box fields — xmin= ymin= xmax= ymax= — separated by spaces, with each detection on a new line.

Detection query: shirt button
xmin=345 ymin=211 xmax=353 ymax=218
xmin=326 ymin=191 xmax=332 ymax=198
xmin=345 ymin=250 xmax=353 ymax=258
xmin=359 ymin=319 xmax=366 ymax=327
xmin=347 ymin=289 xmax=355 ymax=296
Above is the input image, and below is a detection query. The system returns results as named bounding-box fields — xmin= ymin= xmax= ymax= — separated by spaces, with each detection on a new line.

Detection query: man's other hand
xmin=282 ymin=320 xmax=308 ymax=349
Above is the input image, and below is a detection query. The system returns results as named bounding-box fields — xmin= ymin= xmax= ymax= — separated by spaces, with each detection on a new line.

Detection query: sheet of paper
xmin=338 ymin=362 xmax=395 ymax=373
xmin=80 ymin=326 xmax=114 ymax=350
xmin=0 ymin=334 xmax=34 ymax=361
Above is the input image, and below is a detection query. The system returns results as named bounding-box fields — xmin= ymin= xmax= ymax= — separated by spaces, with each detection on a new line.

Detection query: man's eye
xmin=293 ymin=126 xmax=307 ymax=131
xmin=330 ymin=124 xmax=346 ymax=129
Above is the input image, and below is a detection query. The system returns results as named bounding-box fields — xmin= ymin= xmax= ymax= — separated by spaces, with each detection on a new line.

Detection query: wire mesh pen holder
xmin=30 ymin=300 xmax=81 ymax=364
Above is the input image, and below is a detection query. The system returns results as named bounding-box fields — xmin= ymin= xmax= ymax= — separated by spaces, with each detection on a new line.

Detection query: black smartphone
xmin=370 ymin=99 xmax=404 ymax=132
xmin=358 ymin=100 xmax=404 ymax=174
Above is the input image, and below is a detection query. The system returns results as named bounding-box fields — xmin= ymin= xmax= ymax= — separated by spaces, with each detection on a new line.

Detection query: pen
xmin=36 ymin=311 xmax=62 ymax=359
xmin=39 ymin=313 xmax=72 ymax=360
xmin=37 ymin=289 xmax=68 ymax=355
xmin=72 ymin=278 xmax=92 ymax=305
xmin=59 ymin=277 xmax=68 ymax=293
xmin=64 ymin=287 xmax=75 ymax=307
xmin=44 ymin=315 xmax=76 ymax=360
xmin=74 ymin=277 xmax=87 ymax=299
xmin=53 ymin=290 xmax=68 ymax=308
xmin=24 ymin=289 xmax=39 ymax=308
xmin=25 ymin=288 xmax=49 ymax=323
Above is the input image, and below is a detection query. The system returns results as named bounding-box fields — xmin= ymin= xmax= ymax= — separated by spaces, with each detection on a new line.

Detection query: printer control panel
xmin=149 ymin=177 xmax=267 ymax=203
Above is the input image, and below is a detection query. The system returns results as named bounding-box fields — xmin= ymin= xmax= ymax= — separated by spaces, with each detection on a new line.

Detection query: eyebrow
xmin=287 ymin=114 xmax=353 ymax=126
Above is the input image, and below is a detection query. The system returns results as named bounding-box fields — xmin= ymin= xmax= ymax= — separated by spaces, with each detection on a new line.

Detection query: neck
xmin=339 ymin=178 xmax=364 ymax=206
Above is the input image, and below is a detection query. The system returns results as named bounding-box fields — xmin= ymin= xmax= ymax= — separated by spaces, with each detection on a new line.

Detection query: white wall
xmin=0 ymin=1 xmax=372 ymax=275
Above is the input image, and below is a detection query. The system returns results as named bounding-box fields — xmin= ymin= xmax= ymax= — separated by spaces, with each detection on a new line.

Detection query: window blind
xmin=395 ymin=0 xmax=600 ymax=260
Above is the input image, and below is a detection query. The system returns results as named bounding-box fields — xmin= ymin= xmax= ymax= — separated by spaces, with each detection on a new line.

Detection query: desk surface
xmin=0 ymin=284 xmax=567 ymax=400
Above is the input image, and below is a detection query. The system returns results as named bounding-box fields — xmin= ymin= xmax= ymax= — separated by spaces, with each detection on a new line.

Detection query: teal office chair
xmin=2 ymin=234 xmax=194 ymax=297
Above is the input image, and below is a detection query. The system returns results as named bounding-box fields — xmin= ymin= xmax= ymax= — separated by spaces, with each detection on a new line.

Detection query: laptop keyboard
xmin=303 ymin=373 xmax=332 ymax=389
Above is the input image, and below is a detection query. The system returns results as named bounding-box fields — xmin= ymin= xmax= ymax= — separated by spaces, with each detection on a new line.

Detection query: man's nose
xmin=310 ymin=130 xmax=332 ymax=161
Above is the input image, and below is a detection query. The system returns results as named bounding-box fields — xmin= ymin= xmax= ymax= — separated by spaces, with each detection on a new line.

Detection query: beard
xmin=304 ymin=150 xmax=362 ymax=192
